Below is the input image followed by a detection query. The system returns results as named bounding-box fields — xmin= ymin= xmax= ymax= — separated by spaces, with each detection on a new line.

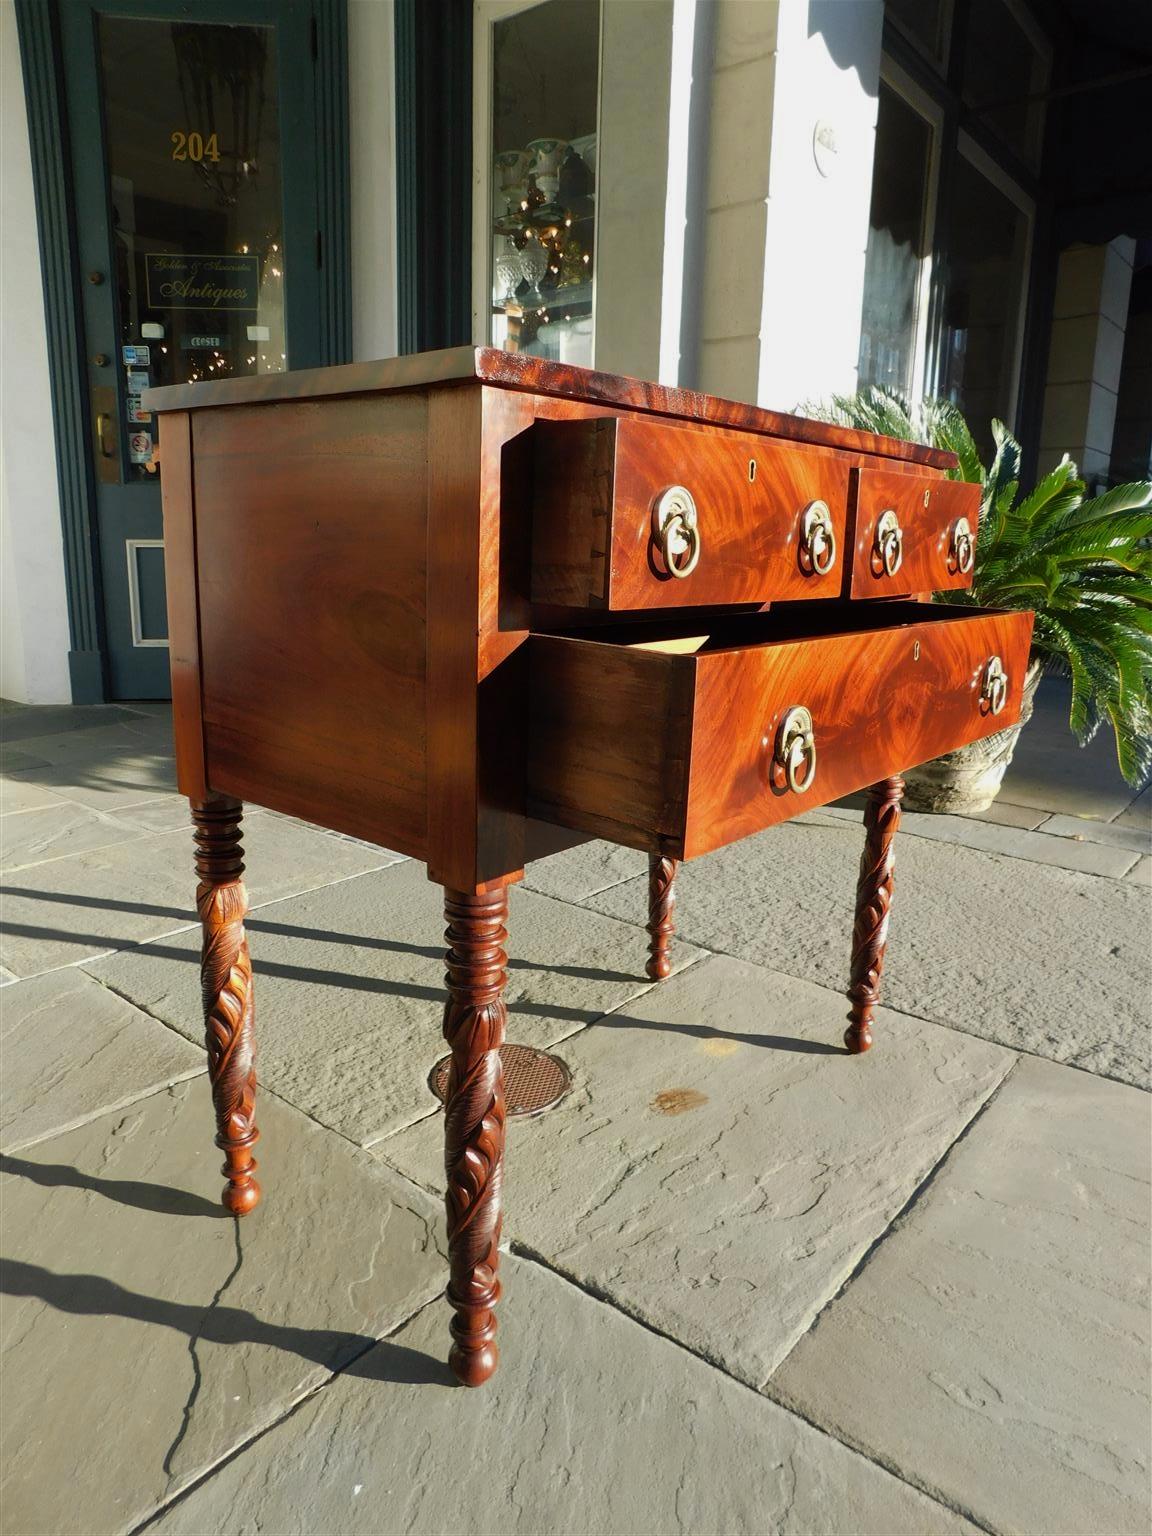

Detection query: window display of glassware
xmin=490 ymin=131 xmax=596 ymax=364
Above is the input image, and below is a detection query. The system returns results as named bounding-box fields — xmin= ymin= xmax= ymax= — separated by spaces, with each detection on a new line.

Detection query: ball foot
xmin=449 ymin=1341 xmax=498 ymax=1387
xmin=222 ymin=1176 xmax=261 ymax=1215
xmin=645 ymin=956 xmax=672 ymax=981
xmin=844 ymin=1024 xmax=873 ymax=1054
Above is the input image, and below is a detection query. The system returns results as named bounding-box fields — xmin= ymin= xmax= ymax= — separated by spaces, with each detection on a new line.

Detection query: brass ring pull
xmin=981 ymin=654 xmax=1009 ymax=717
xmin=874 ymin=508 xmax=904 ymax=577
xmin=652 ymin=486 xmax=701 ymax=579
xmin=774 ymin=706 xmax=817 ymax=794
xmin=951 ymin=516 xmax=974 ymax=575
xmin=800 ymin=501 xmax=837 ymax=576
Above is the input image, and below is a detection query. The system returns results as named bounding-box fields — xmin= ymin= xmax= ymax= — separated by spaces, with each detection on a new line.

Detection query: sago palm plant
xmin=803 ymin=387 xmax=1152 ymax=784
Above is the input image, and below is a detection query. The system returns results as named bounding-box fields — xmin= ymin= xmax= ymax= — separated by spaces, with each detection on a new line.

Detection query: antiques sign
xmin=145 ymin=253 xmax=260 ymax=312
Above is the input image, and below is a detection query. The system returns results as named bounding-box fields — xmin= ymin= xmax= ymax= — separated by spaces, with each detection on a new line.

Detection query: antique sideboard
xmin=147 ymin=349 xmax=1033 ymax=1387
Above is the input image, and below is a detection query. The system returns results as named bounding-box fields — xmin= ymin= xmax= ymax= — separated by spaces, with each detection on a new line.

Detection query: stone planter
xmin=902 ymin=658 xmax=1044 ymax=814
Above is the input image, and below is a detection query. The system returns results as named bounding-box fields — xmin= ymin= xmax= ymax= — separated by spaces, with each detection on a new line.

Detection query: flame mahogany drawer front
xmin=530 ymin=415 xmax=852 ymax=609
xmin=527 ymin=605 xmax=1034 ymax=859
xmin=849 ymin=468 xmax=981 ymax=599
xmin=145 ymin=346 xmax=1031 ymax=1391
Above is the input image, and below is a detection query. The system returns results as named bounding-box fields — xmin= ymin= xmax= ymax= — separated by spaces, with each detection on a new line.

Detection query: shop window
xmin=858 ymin=81 xmax=936 ymax=398
xmin=886 ymin=0 xmax=952 ymax=70
xmin=961 ymin=0 xmax=1050 ymax=171
xmin=860 ymin=0 xmax=1046 ymax=426
xmin=938 ymin=147 xmax=1032 ymax=439
xmin=484 ymin=0 xmax=600 ymax=364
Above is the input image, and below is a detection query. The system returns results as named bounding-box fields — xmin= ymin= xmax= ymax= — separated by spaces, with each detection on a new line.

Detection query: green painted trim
xmin=14 ymin=0 xmax=108 ymax=703
xmin=314 ymin=0 xmax=352 ymax=364
xmin=395 ymin=0 xmax=472 ymax=353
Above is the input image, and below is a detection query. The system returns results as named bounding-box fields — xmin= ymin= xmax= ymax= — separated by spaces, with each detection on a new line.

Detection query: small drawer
xmin=527 ymin=604 xmax=1034 ymax=858
xmin=529 ymin=415 xmax=850 ymax=610
xmin=848 ymin=469 xmax=980 ymax=598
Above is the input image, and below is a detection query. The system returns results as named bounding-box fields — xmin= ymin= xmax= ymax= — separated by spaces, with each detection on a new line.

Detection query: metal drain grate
xmin=428 ymin=1043 xmax=573 ymax=1119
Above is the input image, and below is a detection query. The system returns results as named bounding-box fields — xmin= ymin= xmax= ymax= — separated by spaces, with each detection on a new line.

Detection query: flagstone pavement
xmin=1 ymin=682 xmax=1148 ymax=1536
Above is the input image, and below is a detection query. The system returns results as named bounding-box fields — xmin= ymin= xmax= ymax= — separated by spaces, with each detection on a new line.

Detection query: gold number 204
xmin=171 ymin=131 xmax=221 ymax=164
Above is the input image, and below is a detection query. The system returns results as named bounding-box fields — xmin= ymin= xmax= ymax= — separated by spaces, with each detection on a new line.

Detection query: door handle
xmin=95 ymin=411 xmax=116 ymax=458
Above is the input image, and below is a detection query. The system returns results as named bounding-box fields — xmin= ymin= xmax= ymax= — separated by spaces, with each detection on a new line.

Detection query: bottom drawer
xmin=527 ymin=603 xmax=1034 ymax=858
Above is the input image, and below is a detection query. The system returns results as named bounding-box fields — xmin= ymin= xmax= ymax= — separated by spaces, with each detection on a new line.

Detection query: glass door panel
xmin=97 ymin=16 xmax=286 ymax=484
xmin=486 ymin=0 xmax=600 ymax=364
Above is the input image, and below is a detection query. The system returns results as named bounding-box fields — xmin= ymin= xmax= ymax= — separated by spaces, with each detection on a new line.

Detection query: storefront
xmin=9 ymin=0 xmax=349 ymax=704
xmin=4 ymin=0 xmax=1149 ymax=706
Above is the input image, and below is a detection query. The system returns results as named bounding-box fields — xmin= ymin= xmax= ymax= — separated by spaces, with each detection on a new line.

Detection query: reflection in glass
xmin=858 ymin=85 xmax=933 ymax=398
xmin=938 ymin=154 xmax=1030 ymax=444
xmin=962 ymin=0 xmax=1048 ymax=169
xmin=886 ymin=0 xmax=951 ymax=67
xmin=97 ymin=17 xmax=285 ymax=477
xmin=489 ymin=0 xmax=599 ymax=364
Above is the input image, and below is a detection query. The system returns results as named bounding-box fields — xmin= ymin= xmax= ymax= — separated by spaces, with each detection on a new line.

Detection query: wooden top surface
xmin=144 ymin=347 xmax=955 ymax=468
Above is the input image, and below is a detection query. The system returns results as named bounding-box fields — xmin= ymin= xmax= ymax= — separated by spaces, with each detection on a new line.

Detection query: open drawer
xmin=527 ymin=603 xmax=1034 ymax=859
xmin=529 ymin=415 xmax=853 ymax=610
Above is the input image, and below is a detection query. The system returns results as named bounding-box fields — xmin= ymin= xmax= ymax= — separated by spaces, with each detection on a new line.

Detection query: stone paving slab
xmin=997 ymin=679 xmax=1143 ymax=821
xmin=0 ymin=703 xmax=142 ymax=741
xmin=0 ymin=967 xmax=203 ymax=1151
xmin=0 ymin=747 xmax=52 ymax=775
xmin=1040 ymin=810 xmax=1151 ymax=854
xmin=771 ymin=1056 xmax=1152 ymax=1536
xmin=0 ymin=1081 xmax=445 ymax=1536
xmin=106 ymin=796 xmax=199 ymax=834
xmin=1113 ymin=784 xmax=1150 ymax=830
xmin=380 ymin=954 xmax=1014 ymax=1387
xmin=148 ymin=1254 xmax=977 ymax=1536
xmin=2 ymin=718 xmax=175 ymax=769
xmin=1 ymin=800 xmax=148 ymax=873
xmin=522 ymin=838 xmax=647 ymax=902
xmin=820 ymin=803 xmax=1140 ymax=877
xmin=834 ymin=791 xmax=1048 ymax=832
xmin=0 ymin=812 xmax=401 ymax=977
xmin=1125 ymin=854 xmax=1151 ymax=885
xmin=88 ymin=860 xmax=708 ymax=1146
xmin=586 ymin=820 xmax=1152 ymax=1088
xmin=3 ymin=751 xmax=180 ymax=811
xmin=0 ymin=776 xmax=75 ymax=815
xmin=966 ymin=799 xmax=1049 ymax=830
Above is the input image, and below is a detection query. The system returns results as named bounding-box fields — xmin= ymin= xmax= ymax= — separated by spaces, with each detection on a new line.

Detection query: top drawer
xmin=529 ymin=415 xmax=852 ymax=610
xmin=849 ymin=468 xmax=980 ymax=599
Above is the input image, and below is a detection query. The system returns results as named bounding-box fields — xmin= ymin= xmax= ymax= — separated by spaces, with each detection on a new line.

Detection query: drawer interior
xmin=537 ymin=599 xmax=1001 ymax=655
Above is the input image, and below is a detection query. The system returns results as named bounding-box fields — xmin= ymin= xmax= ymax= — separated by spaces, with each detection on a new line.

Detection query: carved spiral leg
xmin=442 ymin=887 xmax=509 ymax=1387
xmin=645 ymin=854 xmax=679 ymax=981
xmin=192 ymin=798 xmax=260 ymax=1215
xmin=845 ymin=775 xmax=904 ymax=1054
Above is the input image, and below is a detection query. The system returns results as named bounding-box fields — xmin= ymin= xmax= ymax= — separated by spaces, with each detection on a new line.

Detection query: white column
xmin=348 ymin=0 xmax=398 ymax=361
xmin=690 ymin=0 xmax=883 ymax=411
xmin=0 ymin=0 xmax=72 ymax=705
xmin=754 ymin=0 xmax=883 ymax=411
xmin=1040 ymin=238 xmax=1136 ymax=484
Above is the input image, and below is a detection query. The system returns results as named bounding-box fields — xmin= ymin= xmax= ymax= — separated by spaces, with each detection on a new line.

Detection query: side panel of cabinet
xmin=191 ymin=393 xmax=429 ymax=855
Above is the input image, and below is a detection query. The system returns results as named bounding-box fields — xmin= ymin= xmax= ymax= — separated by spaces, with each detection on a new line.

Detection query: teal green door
xmin=58 ymin=0 xmax=337 ymax=698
